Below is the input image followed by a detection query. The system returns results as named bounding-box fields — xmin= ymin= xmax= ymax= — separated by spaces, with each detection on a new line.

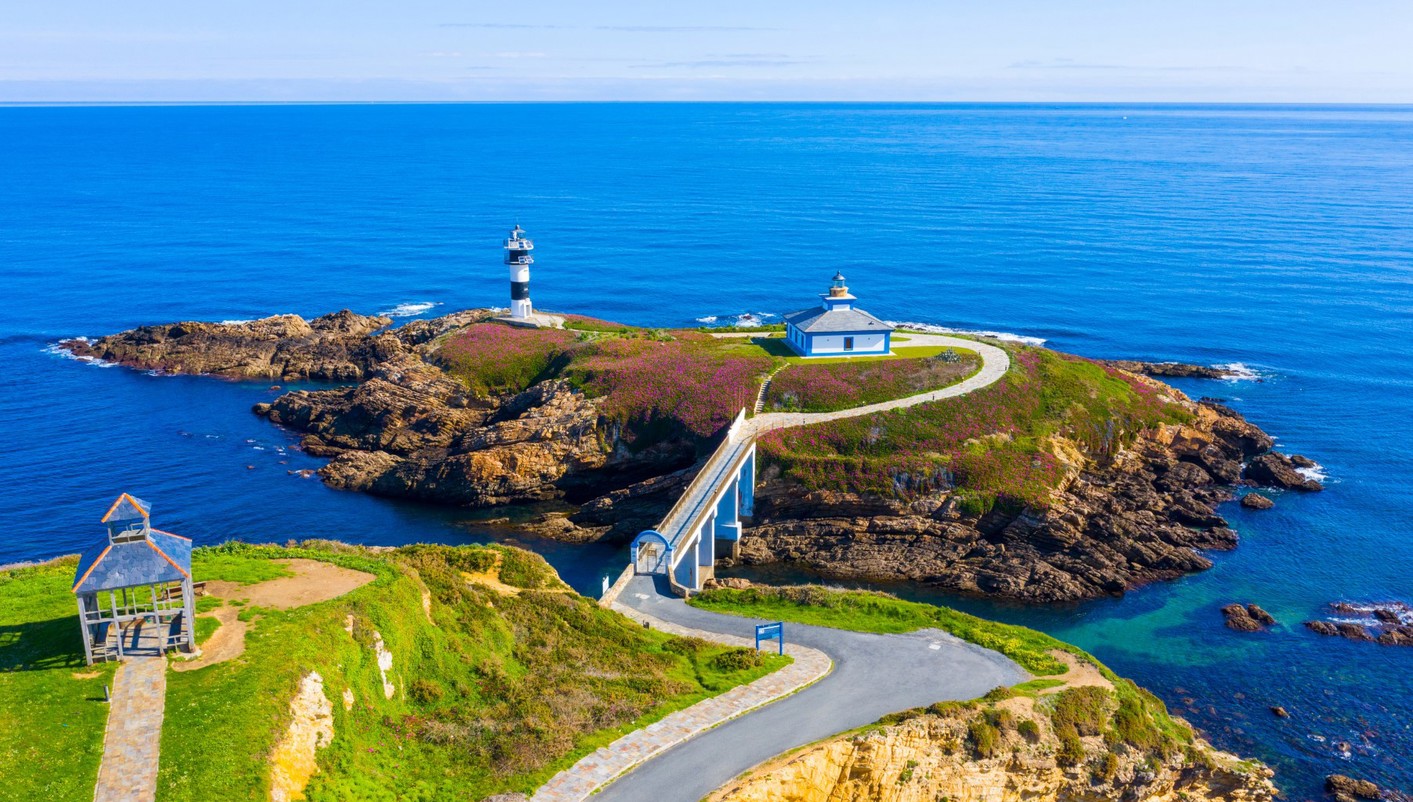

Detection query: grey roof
xmin=73 ymin=529 xmax=192 ymax=594
xmin=783 ymin=305 xmax=895 ymax=334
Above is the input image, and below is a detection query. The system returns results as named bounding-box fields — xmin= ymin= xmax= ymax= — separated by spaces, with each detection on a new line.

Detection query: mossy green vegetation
xmin=0 ymin=557 xmax=117 ymax=802
xmin=155 ymin=542 xmax=788 ymax=801
xmin=758 ymin=344 xmax=1192 ymax=508
xmin=691 ymin=584 xmax=1193 ymax=758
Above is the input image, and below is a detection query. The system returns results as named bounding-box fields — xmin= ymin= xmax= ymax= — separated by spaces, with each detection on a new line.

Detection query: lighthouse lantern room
xmin=504 ymin=225 xmax=534 ymax=319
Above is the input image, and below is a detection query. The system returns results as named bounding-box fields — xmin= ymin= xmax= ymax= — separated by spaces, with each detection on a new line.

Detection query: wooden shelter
xmin=73 ymin=494 xmax=195 ymax=664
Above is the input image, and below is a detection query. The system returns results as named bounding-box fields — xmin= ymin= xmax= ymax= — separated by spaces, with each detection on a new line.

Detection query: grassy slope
xmin=691 ymin=585 xmax=1194 ymax=756
xmin=758 ymin=344 xmax=1193 ymax=508
xmin=0 ymin=558 xmax=118 ymax=802
xmin=763 ymin=349 xmax=980 ymax=412
xmin=157 ymin=542 xmax=788 ymax=802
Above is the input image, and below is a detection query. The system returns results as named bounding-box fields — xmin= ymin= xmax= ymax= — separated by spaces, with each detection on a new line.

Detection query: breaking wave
xmin=42 ymin=339 xmax=118 ymax=368
xmin=696 ymin=312 xmax=777 ymax=328
xmin=888 ymin=321 xmax=1047 ymax=346
xmin=379 ymin=301 xmax=442 ymax=318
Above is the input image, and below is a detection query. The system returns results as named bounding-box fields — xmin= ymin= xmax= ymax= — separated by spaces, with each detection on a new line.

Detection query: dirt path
xmin=205 ymin=558 xmax=375 ymax=609
xmin=173 ymin=559 xmax=375 ymax=673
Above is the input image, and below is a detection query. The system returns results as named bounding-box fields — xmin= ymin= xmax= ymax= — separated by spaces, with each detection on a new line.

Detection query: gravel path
xmin=743 ymin=334 xmax=1010 ymax=437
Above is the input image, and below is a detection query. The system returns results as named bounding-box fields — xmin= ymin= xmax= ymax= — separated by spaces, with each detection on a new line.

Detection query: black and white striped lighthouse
xmin=504 ymin=225 xmax=534 ymax=320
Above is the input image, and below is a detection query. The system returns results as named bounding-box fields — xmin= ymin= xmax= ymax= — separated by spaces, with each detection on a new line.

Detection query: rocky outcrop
xmin=1326 ymin=774 xmax=1383 ymax=802
xmin=709 ymin=701 xmax=1275 ymax=802
xmin=1244 ymin=453 xmax=1323 ymax=491
xmin=1102 ymin=360 xmax=1242 ymax=380
xmin=740 ymin=401 xmax=1301 ymax=603
xmin=1306 ymin=602 xmax=1413 ymax=646
xmin=1241 ymin=493 xmax=1275 ymax=510
xmin=61 ymin=310 xmax=397 ymax=381
xmin=1222 ymin=604 xmax=1276 ymax=632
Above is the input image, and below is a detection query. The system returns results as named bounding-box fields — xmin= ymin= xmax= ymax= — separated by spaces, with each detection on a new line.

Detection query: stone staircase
xmin=753 ymin=371 xmax=780 ymax=414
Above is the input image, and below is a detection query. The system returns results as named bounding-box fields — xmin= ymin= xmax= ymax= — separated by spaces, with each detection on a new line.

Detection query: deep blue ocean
xmin=2 ymin=103 xmax=1410 ymax=798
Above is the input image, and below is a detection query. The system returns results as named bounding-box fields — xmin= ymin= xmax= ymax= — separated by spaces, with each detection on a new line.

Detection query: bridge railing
xmin=656 ymin=408 xmax=748 ymax=552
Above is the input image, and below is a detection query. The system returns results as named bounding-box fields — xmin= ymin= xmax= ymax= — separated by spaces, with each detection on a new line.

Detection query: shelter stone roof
xmin=782 ymin=305 xmax=894 ymax=334
xmin=73 ymin=529 xmax=192 ymax=594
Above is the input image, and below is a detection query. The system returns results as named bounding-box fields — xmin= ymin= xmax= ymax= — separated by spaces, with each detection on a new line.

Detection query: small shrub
xmin=1017 ymin=718 xmax=1040 ymax=741
xmin=985 ymin=707 xmax=1015 ymax=731
xmin=662 ymin=636 xmax=711 ymax=655
xmin=709 ymin=647 xmax=765 ymax=672
xmin=981 ymin=686 xmax=1015 ymax=703
xmin=1095 ymin=751 xmax=1121 ymax=782
xmin=967 ymin=718 xmax=1002 ymax=759
xmin=408 ymin=679 xmax=445 ymax=705
xmin=1050 ymin=686 xmax=1111 ymax=737
xmin=1056 ymin=726 xmax=1086 ymax=766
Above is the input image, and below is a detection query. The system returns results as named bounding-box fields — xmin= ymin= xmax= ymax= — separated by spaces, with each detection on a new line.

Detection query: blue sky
xmin=2 ymin=1 xmax=1410 ymax=102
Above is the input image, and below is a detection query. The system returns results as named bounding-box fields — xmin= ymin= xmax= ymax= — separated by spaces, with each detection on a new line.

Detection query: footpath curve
xmin=743 ymin=333 xmax=1011 ymax=438
xmin=535 ymin=334 xmax=1020 ymax=801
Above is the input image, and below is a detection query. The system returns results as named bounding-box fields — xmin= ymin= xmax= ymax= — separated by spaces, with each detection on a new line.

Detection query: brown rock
xmin=1222 ymin=604 xmax=1275 ymax=632
xmin=1103 ymin=360 xmax=1238 ymax=380
xmin=1270 ymin=706 xmax=1289 ymax=718
xmin=1326 ymin=774 xmax=1382 ymax=800
xmin=1306 ymin=620 xmax=1339 ymax=636
xmin=1245 ymin=453 xmax=1323 ymax=491
xmin=1241 ymin=493 xmax=1275 ymax=510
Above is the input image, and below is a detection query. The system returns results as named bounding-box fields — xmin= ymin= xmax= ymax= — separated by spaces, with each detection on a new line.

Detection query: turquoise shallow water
xmin=2 ymin=103 xmax=1411 ymax=798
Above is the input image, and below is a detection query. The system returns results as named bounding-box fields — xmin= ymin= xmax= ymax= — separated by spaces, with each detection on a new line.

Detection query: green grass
xmin=155 ymin=542 xmax=788 ymax=801
xmin=192 ymin=615 xmax=222 ymax=646
xmin=758 ymin=344 xmax=1193 ymax=507
xmin=763 ymin=350 xmax=981 ymax=413
xmin=192 ymin=546 xmax=294 ymax=585
xmin=0 ymin=557 xmax=118 ymax=802
xmin=690 ymin=583 xmax=1193 ymax=756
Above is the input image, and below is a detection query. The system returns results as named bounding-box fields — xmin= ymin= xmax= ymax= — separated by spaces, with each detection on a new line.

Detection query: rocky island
xmin=62 ymin=308 xmax=1321 ymax=603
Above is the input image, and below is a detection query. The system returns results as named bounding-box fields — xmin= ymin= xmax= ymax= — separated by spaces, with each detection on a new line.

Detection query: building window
xmin=844 ymin=336 xmax=854 ymax=351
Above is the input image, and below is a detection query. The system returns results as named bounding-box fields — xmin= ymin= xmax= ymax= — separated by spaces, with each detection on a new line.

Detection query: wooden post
xmin=182 ymin=578 xmax=195 ymax=652
xmin=112 ymin=592 xmax=123 ymax=658
xmin=76 ymin=596 xmax=94 ymax=666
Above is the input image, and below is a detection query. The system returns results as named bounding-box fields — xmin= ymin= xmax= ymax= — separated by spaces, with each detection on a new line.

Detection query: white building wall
xmin=807 ymin=332 xmax=888 ymax=355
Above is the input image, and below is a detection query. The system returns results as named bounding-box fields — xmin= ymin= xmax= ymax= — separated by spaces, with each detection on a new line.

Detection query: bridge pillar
xmin=739 ymin=447 xmax=756 ymax=517
xmin=715 ymin=476 xmax=740 ymax=541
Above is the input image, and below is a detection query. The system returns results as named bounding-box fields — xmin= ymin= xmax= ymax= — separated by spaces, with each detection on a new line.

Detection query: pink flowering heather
xmin=433 ymin=323 xmax=578 ymax=397
xmin=565 ymin=334 xmax=772 ymax=438
xmin=760 ymin=346 xmax=1192 ymax=508
xmin=764 ymin=352 xmax=980 ymax=412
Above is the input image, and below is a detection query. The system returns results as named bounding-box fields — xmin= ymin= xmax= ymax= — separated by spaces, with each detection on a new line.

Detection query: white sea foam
xmin=219 ymin=318 xmax=254 ymax=325
xmin=695 ymin=315 xmax=719 ymax=324
xmin=379 ymin=301 xmax=441 ymax=318
xmin=1297 ymin=463 xmax=1329 ymax=483
xmin=1214 ymin=362 xmax=1263 ymax=381
xmin=887 ymin=321 xmax=1047 ymax=346
xmin=696 ymin=312 xmax=775 ymax=328
xmin=42 ymin=339 xmax=119 ymax=368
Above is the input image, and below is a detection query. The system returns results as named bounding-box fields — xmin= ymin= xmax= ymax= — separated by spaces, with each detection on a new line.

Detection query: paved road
xmin=594 ymin=575 xmax=1028 ymax=802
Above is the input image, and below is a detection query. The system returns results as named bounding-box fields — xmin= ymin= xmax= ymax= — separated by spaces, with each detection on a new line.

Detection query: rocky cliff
xmin=739 ymin=395 xmax=1319 ymax=602
xmin=709 ymin=695 xmax=1275 ymax=802
xmin=62 ymin=310 xmax=1319 ymax=600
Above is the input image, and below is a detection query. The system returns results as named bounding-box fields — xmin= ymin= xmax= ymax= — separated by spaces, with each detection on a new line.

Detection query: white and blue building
xmin=782 ymin=273 xmax=894 ymax=357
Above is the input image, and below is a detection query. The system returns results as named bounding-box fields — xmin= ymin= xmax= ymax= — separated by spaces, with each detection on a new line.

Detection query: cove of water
xmin=3 ymin=103 xmax=1411 ymax=798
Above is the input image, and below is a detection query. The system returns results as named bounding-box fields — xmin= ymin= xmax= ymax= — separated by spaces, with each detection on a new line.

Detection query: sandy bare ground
xmin=174 ymin=559 xmax=375 ymax=671
xmin=1040 ymin=649 xmax=1113 ymax=694
xmin=205 ymin=558 xmax=375 ymax=609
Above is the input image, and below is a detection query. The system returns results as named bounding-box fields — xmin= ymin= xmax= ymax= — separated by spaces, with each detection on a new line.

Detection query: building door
xmin=844 ymin=337 xmax=854 ymax=351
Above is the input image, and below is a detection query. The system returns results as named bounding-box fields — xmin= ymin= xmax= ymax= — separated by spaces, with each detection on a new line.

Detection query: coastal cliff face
xmin=61 ymin=311 xmax=700 ymax=541
xmin=741 ymin=400 xmax=1287 ymax=602
xmin=710 ymin=703 xmax=1275 ymax=802
xmin=61 ymin=310 xmax=1318 ymax=600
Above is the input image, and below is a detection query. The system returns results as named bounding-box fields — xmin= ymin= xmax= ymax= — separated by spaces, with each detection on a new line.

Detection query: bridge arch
xmin=631 ymin=530 xmax=671 ymax=575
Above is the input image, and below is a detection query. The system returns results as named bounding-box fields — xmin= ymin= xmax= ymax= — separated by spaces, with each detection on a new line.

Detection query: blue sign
xmin=755 ymin=622 xmax=784 ymax=655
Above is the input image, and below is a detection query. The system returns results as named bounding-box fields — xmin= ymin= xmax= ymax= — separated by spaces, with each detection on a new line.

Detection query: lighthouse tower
xmin=504 ymin=225 xmax=534 ymax=320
